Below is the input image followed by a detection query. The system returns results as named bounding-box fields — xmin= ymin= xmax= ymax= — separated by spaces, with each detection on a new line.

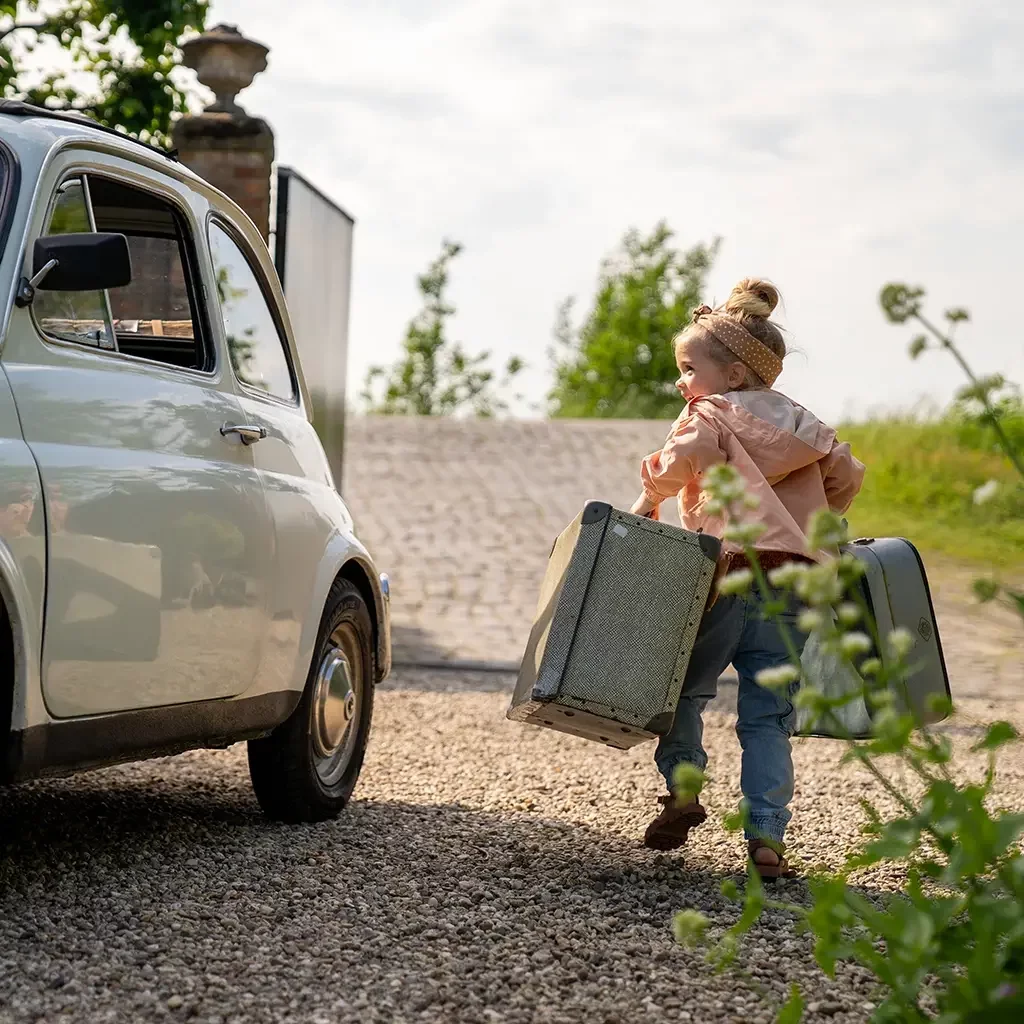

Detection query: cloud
xmin=209 ymin=0 xmax=1024 ymax=421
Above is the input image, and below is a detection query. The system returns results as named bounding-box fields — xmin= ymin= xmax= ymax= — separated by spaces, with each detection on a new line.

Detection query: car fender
xmin=0 ymin=533 xmax=44 ymax=734
xmin=293 ymin=528 xmax=391 ymax=691
xmin=0 ymin=369 xmax=48 ymax=740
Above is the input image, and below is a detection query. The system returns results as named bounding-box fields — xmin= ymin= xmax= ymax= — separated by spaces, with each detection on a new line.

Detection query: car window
xmin=87 ymin=176 xmax=210 ymax=372
xmin=0 ymin=151 xmax=7 ymax=245
xmin=209 ymin=222 xmax=295 ymax=402
xmin=33 ymin=179 xmax=116 ymax=350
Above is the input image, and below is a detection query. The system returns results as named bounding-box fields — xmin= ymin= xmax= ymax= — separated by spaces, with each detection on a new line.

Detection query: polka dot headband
xmin=689 ymin=304 xmax=783 ymax=387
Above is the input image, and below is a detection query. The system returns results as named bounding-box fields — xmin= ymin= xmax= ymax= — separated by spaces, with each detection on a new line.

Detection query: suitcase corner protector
xmin=698 ymin=534 xmax=722 ymax=561
xmin=645 ymin=711 xmax=675 ymax=735
xmin=581 ymin=500 xmax=613 ymax=525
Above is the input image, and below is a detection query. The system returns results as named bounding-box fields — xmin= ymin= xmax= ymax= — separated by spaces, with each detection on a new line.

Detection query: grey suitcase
xmin=507 ymin=501 xmax=720 ymax=749
xmin=797 ymin=537 xmax=952 ymax=738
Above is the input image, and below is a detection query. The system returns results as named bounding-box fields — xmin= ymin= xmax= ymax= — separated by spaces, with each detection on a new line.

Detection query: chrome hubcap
xmin=311 ymin=624 xmax=362 ymax=786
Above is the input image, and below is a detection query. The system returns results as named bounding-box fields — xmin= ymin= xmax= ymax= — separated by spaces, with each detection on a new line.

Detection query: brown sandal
xmin=643 ymin=795 xmax=707 ymax=851
xmin=748 ymin=839 xmax=797 ymax=880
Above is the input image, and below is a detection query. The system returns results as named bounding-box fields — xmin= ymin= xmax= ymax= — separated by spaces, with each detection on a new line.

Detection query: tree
xmin=0 ymin=1 xmax=208 ymax=148
xmin=548 ymin=222 xmax=719 ymax=419
xmin=363 ymin=239 xmax=524 ymax=417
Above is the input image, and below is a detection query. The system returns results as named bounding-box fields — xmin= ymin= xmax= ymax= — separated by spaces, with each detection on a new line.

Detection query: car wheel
xmin=248 ymin=579 xmax=375 ymax=822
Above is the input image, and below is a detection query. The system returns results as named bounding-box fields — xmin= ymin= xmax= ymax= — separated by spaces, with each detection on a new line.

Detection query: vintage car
xmin=0 ymin=101 xmax=390 ymax=821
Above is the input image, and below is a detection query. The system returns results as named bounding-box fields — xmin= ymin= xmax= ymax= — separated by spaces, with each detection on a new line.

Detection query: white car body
xmin=0 ymin=104 xmax=390 ymax=792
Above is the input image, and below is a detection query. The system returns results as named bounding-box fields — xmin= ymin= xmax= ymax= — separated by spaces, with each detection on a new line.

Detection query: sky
xmin=207 ymin=0 xmax=1024 ymax=422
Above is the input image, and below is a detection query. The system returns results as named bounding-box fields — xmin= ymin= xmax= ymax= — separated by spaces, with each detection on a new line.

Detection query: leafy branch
xmin=881 ymin=284 xmax=1024 ymax=622
xmin=363 ymin=240 xmax=525 ymax=418
xmin=0 ymin=1 xmax=208 ymax=148
xmin=880 ymin=284 xmax=1024 ymax=479
xmin=674 ymin=283 xmax=1024 ymax=1022
xmin=683 ymin=481 xmax=1024 ymax=1022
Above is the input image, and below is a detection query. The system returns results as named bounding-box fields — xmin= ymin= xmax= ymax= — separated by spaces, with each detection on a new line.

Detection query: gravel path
xmin=2 ymin=671 xmax=1022 ymax=1024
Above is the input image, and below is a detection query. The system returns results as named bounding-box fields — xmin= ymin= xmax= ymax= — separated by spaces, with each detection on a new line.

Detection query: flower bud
xmin=769 ymin=562 xmax=808 ymax=589
xmin=806 ymin=509 xmax=848 ymax=551
xmin=837 ymin=602 xmax=861 ymax=626
xmin=973 ymin=480 xmax=999 ymax=505
xmin=718 ymin=569 xmax=753 ymax=596
xmin=672 ymin=909 xmax=709 ymax=948
xmin=840 ymin=633 xmax=872 ymax=657
xmin=724 ymin=521 xmax=767 ymax=545
xmin=672 ymin=762 xmax=706 ymax=802
xmin=887 ymin=627 xmax=914 ymax=660
xmin=798 ymin=609 xmax=824 ymax=632
xmin=756 ymin=664 xmax=801 ymax=689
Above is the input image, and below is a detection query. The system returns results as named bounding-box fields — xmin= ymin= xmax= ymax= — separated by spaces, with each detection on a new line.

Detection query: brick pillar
xmin=172 ymin=24 xmax=274 ymax=241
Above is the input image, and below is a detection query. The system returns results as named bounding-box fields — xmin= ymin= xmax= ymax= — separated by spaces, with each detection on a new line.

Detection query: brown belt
xmin=706 ymin=550 xmax=816 ymax=611
xmin=723 ymin=550 xmax=817 ymax=574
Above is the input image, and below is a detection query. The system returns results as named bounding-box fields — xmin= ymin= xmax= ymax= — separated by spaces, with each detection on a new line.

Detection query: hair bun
xmin=723 ymin=278 xmax=780 ymax=319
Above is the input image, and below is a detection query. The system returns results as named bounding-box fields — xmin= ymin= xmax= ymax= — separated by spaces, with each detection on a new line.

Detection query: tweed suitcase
xmin=797 ymin=537 xmax=952 ymax=738
xmin=507 ymin=501 xmax=721 ymax=749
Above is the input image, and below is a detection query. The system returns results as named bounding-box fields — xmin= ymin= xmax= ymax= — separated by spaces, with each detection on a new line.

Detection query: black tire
xmin=248 ymin=579 xmax=375 ymax=822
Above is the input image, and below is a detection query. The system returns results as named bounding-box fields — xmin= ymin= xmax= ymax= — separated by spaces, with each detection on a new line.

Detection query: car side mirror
xmin=16 ymin=232 xmax=132 ymax=307
xmin=35 ymin=233 xmax=132 ymax=291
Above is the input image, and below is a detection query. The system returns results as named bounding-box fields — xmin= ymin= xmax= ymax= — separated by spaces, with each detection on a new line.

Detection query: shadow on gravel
xmin=0 ymin=779 xmax=871 ymax=930
xmin=390 ymin=622 xmax=455 ymax=665
xmin=0 ymin=776 xmax=878 ymax=1022
xmin=381 ymin=667 xmax=517 ymax=694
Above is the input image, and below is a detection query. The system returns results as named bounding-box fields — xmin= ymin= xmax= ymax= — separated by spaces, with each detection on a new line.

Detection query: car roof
xmin=0 ymin=101 xmax=211 ymax=191
xmin=0 ymin=100 xmax=180 ymax=161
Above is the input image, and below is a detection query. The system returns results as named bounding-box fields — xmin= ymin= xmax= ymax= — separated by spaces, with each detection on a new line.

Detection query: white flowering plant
xmin=671 ymin=288 xmax=1024 ymax=1024
xmin=882 ymin=284 xmax=1024 ymax=626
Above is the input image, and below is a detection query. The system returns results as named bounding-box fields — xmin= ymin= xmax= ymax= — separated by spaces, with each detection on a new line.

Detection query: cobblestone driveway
xmin=343 ymin=416 xmax=1024 ymax=698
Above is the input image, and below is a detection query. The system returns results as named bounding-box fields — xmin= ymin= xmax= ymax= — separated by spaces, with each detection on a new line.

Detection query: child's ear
xmin=727 ymin=362 xmax=747 ymax=388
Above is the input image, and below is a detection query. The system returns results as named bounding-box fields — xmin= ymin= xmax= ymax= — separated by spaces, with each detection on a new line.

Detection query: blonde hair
xmin=677 ymin=277 xmax=787 ymax=390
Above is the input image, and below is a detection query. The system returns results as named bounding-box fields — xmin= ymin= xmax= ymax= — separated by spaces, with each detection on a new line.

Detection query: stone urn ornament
xmin=181 ymin=23 xmax=269 ymax=115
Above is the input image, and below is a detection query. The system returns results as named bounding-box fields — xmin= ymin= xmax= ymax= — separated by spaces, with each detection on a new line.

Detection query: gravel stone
xmin=1 ymin=674 xmax=1020 ymax=1023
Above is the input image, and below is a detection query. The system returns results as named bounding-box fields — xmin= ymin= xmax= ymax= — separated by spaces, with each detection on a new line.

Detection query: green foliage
xmin=672 ymin=908 xmax=710 ymax=948
xmin=683 ymin=290 xmax=1024 ymax=1022
xmin=363 ymin=240 xmax=524 ymax=417
xmin=671 ymin=761 xmax=705 ymax=803
xmin=880 ymin=283 xmax=1024 ymax=481
xmin=0 ymin=1 xmax=207 ymax=148
xmin=777 ymin=985 xmax=805 ymax=1024
xmin=840 ymin=415 xmax=1024 ymax=568
xmin=548 ymin=222 xmax=718 ymax=418
xmin=842 ymin=287 xmax=1024 ymax=569
xmin=953 ymin=384 xmax=1024 ymax=454
xmin=879 ymin=283 xmax=924 ymax=325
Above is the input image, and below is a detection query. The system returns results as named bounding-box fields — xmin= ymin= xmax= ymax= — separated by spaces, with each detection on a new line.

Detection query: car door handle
xmin=221 ymin=423 xmax=267 ymax=446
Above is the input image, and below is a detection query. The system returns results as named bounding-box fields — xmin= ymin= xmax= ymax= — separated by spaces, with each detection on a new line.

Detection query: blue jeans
xmin=655 ymin=592 xmax=807 ymax=844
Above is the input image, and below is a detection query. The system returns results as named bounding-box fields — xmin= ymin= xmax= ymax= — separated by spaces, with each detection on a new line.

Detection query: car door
xmin=1 ymin=149 xmax=275 ymax=717
xmin=204 ymin=215 xmax=339 ymax=687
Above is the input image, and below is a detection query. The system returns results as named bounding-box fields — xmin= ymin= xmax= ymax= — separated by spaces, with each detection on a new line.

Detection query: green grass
xmin=839 ymin=414 xmax=1024 ymax=570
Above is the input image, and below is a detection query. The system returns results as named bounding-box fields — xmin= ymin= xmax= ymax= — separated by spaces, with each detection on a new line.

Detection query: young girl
xmin=630 ymin=278 xmax=864 ymax=878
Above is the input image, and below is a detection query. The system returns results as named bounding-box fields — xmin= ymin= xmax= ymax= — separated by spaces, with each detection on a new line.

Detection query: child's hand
xmin=630 ymin=493 xmax=658 ymax=518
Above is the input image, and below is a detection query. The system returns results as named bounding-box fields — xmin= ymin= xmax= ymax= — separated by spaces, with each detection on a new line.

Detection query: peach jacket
xmin=641 ymin=391 xmax=865 ymax=559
